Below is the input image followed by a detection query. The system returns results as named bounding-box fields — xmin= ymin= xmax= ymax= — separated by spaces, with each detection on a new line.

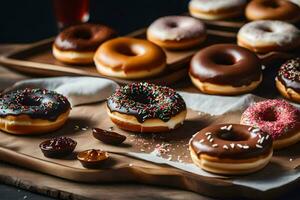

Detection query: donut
xmin=189 ymin=124 xmax=273 ymax=175
xmin=189 ymin=44 xmax=262 ymax=95
xmin=245 ymin=0 xmax=300 ymax=23
xmin=188 ymin=0 xmax=247 ymax=20
xmin=0 ymin=88 xmax=71 ymax=135
xmin=237 ymin=20 xmax=300 ymax=53
xmin=94 ymin=37 xmax=167 ymax=79
xmin=276 ymin=58 xmax=300 ymax=103
xmin=107 ymin=82 xmax=187 ymax=133
xmin=241 ymin=99 xmax=300 ymax=149
xmin=147 ymin=16 xmax=206 ymax=50
xmin=53 ymin=23 xmax=117 ymax=64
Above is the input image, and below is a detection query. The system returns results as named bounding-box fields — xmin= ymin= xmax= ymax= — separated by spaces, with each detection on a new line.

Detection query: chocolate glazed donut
xmin=54 ymin=23 xmax=117 ymax=52
xmin=189 ymin=124 xmax=273 ymax=175
xmin=189 ymin=44 xmax=262 ymax=95
xmin=0 ymin=88 xmax=71 ymax=135
xmin=53 ymin=23 xmax=117 ymax=64
xmin=276 ymin=57 xmax=300 ymax=103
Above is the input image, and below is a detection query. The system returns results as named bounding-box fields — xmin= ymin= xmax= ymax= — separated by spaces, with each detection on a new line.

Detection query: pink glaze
xmin=241 ymin=99 xmax=300 ymax=139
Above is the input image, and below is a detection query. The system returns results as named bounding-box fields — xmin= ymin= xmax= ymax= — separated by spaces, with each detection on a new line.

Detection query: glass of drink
xmin=53 ymin=0 xmax=90 ymax=30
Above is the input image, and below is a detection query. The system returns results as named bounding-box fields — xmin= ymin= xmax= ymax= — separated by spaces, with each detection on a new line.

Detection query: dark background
xmin=0 ymin=0 xmax=189 ymax=43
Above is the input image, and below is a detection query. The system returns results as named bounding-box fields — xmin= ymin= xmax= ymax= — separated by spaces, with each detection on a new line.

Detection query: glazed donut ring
xmin=189 ymin=44 xmax=262 ymax=95
xmin=189 ymin=0 xmax=247 ymax=20
xmin=237 ymin=20 xmax=300 ymax=53
xmin=245 ymin=0 xmax=300 ymax=22
xmin=241 ymin=99 xmax=300 ymax=149
xmin=0 ymin=88 xmax=71 ymax=135
xmin=147 ymin=16 xmax=206 ymax=50
xmin=107 ymin=82 xmax=187 ymax=133
xmin=53 ymin=23 xmax=117 ymax=64
xmin=276 ymin=58 xmax=300 ymax=103
xmin=189 ymin=124 xmax=273 ymax=175
xmin=94 ymin=37 xmax=166 ymax=79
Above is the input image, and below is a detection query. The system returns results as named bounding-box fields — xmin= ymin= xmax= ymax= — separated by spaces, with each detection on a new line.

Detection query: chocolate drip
xmin=0 ymin=88 xmax=71 ymax=121
xmin=190 ymin=124 xmax=273 ymax=159
xmin=54 ymin=23 xmax=117 ymax=52
xmin=107 ymin=82 xmax=186 ymax=123
xmin=189 ymin=44 xmax=262 ymax=87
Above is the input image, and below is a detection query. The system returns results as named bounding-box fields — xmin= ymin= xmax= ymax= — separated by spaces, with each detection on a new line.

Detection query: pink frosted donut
xmin=241 ymin=99 xmax=300 ymax=149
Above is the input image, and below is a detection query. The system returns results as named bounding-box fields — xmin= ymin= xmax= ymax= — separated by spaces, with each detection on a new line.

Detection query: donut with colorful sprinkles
xmin=241 ymin=99 xmax=300 ymax=149
xmin=276 ymin=57 xmax=300 ymax=103
xmin=0 ymin=88 xmax=71 ymax=135
xmin=107 ymin=82 xmax=187 ymax=133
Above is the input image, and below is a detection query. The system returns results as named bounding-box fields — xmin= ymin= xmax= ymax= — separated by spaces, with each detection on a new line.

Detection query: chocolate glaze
xmin=39 ymin=137 xmax=77 ymax=158
xmin=0 ymin=88 xmax=71 ymax=121
xmin=107 ymin=82 xmax=186 ymax=123
xmin=190 ymin=124 xmax=273 ymax=159
xmin=189 ymin=44 xmax=262 ymax=87
xmin=54 ymin=23 xmax=117 ymax=52
xmin=77 ymin=149 xmax=109 ymax=168
xmin=92 ymin=128 xmax=126 ymax=145
xmin=277 ymin=57 xmax=300 ymax=93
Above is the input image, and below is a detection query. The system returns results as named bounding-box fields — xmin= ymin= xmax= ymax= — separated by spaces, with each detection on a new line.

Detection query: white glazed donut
xmin=237 ymin=20 xmax=300 ymax=53
xmin=289 ymin=0 xmax=300 ymax=7
xmin=147 ymin=16 xmax=206 ymax=50
xmin=189 ymin=0 xmax=247 ymax=20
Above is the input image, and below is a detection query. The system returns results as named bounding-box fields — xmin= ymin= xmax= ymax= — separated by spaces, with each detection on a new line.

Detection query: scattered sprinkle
xmin=205 ymin=132 xmax=211 ymax=136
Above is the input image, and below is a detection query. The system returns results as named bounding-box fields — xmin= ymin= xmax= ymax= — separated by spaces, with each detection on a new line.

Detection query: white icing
xmin=288 ymin=0 xmax=300 ymax=7
xmin=189 ymin=0 xmax=247 ymax=12
xmin=147 ymin=16 xmax=205 ymax=41
xmin=238 ymin=20 xmax=300 ymax=46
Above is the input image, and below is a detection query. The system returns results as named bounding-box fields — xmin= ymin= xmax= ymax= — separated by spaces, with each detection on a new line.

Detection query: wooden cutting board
xmin=0 ymin=97 xmax=299 ymax=199
xmin=0 ymin=29 xmax=235 ymax=85
xmin=1 ymin=25 xmax=299 ymax=85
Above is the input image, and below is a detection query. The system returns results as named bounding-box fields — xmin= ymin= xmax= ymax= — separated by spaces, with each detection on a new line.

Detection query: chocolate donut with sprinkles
xmin=0 ymin=88 xmax=71 ymax=135
xmin=189 ymin=124 xmax=273 ymax=175
xmin=107 ymin=82 xmax=187 ymax=133
xmin=276 ymin=57 xmax=300 ymax=103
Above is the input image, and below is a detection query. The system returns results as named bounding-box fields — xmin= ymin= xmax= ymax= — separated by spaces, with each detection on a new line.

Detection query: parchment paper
xmin=0 ymin=76 xmax=299 ymax=192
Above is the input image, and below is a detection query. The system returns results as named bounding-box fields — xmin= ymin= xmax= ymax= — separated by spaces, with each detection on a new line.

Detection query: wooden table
xmin=0 ymin=44 xmax=299 ymax=200
xmin=0 ymin=44 xmax=213 ymax=200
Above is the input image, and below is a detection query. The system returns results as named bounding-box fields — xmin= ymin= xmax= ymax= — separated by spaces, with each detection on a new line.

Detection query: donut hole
xmin=21 ymin=97 xmax=41 ymax=107
xmin=214 ymin=53 xmax=236 ymax=65
xmin=217 ymin=130 xmax=249 ymax=141
xmin=259 ymin=108 xmax=277 ymax=122
xmin=260 ymin=26 xmax=273 ymax=33
xmin=73 ymin=29 xmax=92 ymax=40
xmin=262 ymin=1 xmax=280 ymax=8
xmin=167 ymin=22 xmax=178 ymax=28
xmin=130 ymin=94 xmax=152 ymax=104
xmin=115 ymin=45 xmax=141 ymax=57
